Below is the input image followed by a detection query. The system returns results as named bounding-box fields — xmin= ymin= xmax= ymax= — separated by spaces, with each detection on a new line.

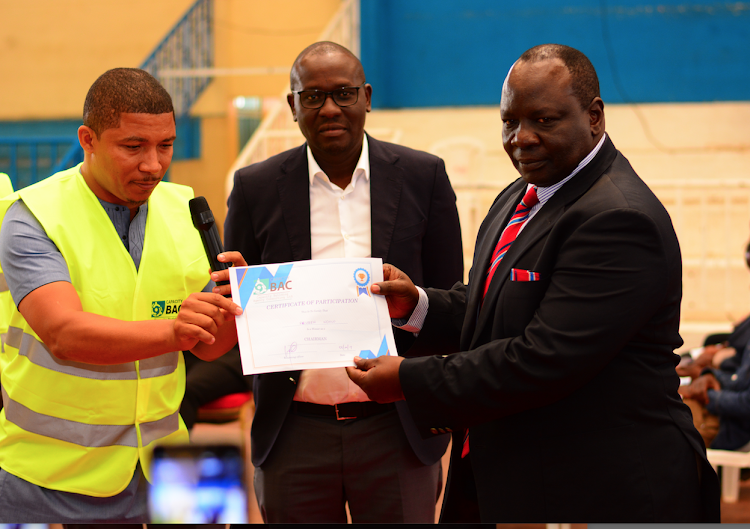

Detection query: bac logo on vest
xmin=151 ymin=298 xmax=183 ymax=318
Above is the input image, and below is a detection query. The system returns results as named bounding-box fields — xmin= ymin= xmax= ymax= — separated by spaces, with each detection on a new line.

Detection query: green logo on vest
xmin=152 ymin=301 xmax=166 ymax=318
xmin=151 ymin=299 xmax=183 ymax=318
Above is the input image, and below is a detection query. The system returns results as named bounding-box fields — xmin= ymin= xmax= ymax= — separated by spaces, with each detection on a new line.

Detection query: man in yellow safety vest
xmin=0 ymin=69 xmax=243 ymax=523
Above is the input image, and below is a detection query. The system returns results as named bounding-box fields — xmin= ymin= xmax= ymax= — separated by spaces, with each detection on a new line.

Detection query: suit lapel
xmin=479 ymin=189 xmax=559 ymax=314
xmin=277 ymin=145 xmax=313 ymax=261
xmin=368 ymin=136 xmax=403 ymax=260
xmin=472 ymin=136 xmax=619 ymax=344
xmin=461 ymin=181 xmax=525 ymax=348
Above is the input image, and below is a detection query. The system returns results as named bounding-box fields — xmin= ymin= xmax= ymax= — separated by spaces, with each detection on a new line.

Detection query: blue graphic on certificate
xmin=229 ymin=257 xmax=398 ymax=375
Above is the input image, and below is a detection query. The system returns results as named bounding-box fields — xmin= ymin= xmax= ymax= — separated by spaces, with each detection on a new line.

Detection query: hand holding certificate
xmin=229 ymin=258 xmax=398 ymax=375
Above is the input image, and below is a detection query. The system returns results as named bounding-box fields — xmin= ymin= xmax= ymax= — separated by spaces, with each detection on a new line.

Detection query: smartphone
xmin=148 ymin=444 xmax=248 ymax=523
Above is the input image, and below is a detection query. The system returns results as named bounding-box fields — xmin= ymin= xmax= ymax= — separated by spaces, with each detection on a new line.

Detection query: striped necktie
xmin=463 ymin=185 xmax=539 ymax=459
xmin=482 ymin=185 xmax=539 ymax=299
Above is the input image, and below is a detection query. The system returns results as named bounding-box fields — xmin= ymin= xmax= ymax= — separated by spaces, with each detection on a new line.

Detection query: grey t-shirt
xmin=0 ymin=198 xmax=149 ymax=307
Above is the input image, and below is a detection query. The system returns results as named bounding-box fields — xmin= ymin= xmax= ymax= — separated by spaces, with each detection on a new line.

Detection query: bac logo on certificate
xmin=234 ymin=263 xmax=294 ymax=306
xmin=229 ymin=257 xmax=398 ymax=375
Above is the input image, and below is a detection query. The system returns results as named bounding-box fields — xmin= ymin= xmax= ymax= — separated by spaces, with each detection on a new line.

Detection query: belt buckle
xmin=335 ymin=403 xmax=356 ymax=421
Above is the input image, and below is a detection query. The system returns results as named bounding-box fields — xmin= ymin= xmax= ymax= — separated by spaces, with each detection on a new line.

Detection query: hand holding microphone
xmin=189 ymin=196 xmax=247 ymax=296
xmin=172 ymin=196 xmax=246 ymax=354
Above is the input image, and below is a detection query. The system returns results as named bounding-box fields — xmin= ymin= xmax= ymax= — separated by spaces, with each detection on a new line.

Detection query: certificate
xmin=229 ymin=257 xmax=398 ymax=375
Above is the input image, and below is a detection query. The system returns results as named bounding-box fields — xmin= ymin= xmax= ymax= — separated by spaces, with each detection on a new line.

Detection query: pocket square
xmin=510 ymin=268 xmax=540 ymax=281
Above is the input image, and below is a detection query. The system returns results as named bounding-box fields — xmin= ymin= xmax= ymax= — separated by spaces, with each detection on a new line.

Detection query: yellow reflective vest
xmin=1 ymin=173 xmax=13 ymax=359
xmin=0 ymin=173 xmax=11 ymax=197
xmin=0 ymin=165 xmax=209 ymax=496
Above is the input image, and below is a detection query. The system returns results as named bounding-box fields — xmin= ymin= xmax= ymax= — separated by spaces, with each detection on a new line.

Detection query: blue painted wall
xmin=360 ymin=0 xmax=750 ymax=108
xmin=0 ymin=117 xmax=201 ymax=161
xmin=0 ymin=120 xmax=81 ymax=138
xmin=0 ymin=118 xmax=201 ymax=188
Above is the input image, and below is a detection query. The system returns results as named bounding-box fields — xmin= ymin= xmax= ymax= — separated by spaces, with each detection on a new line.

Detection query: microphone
xmin=189 ymin=196 xmax=230 ymax=286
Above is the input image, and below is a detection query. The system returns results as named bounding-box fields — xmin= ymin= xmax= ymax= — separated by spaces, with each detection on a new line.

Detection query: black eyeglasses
xmin=292 ymin=82 xmax=366 ymax=109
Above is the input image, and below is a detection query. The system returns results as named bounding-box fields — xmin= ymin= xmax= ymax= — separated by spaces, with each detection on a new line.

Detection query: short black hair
xmin=290 ymin=41 xmax=364 ymax=90
xmin=83 ymin=68 xmax=174 ymax=137
xmin=518 ymin=44 xmax=600 ymax=109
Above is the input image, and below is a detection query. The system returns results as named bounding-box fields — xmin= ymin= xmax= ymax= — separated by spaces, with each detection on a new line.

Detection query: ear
xmin=588 ymin=97 xmax=605 ymax=136
xmin=287 ymin=93 xmax=297 ymax=122
xmin=364 ymin=83 xmax=372 ymax=113
xmin=78 ymin=125 xmax=97 ymax=153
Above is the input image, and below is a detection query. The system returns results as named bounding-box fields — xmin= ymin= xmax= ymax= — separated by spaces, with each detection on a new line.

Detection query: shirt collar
xmin=307 ymin=134 xmax=370 ymax=187
xmin=533 ymin=132 xmax=608 ymax=206
xmin=96 ymin=198 xmax=148 ymax=222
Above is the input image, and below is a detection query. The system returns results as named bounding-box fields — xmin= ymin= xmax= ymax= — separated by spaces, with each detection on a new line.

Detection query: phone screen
xmin=148 ymin=444 xmax=248 ymax=523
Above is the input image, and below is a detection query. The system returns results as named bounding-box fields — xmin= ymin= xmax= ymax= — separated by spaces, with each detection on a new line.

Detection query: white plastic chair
xmin=706 ymin=448 xmax=750 ymax=502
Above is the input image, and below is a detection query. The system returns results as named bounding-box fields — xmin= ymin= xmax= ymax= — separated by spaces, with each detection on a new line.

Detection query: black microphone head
xmin=189 ymin=196 xmax=215 ymax=229
xmin=189 ymin=196 xmax=209 ymax=216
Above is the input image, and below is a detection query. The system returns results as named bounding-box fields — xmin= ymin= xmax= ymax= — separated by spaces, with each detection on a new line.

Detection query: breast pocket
xmin=501 ymin=278 xmax=549 ymax=335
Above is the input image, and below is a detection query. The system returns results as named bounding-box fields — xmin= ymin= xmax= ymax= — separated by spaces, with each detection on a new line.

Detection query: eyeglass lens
xmin=299 ymin=87 xmax=360 ymax=109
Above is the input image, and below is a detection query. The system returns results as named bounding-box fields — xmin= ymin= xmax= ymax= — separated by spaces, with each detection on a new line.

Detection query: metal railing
xmin=225 ymin=0 xmax=362 ymax=198
xmin=142 ymin=0 xmax=213 ymax=116
xmin=3 ymin=0 xmax=213 ymax=189
xmin=0 ymin=137 xmax=81 ymax=190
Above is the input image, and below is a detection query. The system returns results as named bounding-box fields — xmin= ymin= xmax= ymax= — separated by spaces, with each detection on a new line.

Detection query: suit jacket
xmin=400 ymin=137 xmax=721 ymax=522
xmin=225 ymin=134 xmax=463 ymax=467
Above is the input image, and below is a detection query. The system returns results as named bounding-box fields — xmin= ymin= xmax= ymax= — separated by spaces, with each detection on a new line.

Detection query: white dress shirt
xmin=293 ymin=135 xmax=373 ymax=404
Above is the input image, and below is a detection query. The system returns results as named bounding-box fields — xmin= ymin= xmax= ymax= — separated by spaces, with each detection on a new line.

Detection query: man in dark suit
xmin=347 ymin=44 xmax=721 ymax=522
xmin=223 ymin=41 xmax=463 ymax=523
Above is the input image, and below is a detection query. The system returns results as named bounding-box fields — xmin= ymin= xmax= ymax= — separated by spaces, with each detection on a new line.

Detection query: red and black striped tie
xmin=482 ymin=185 xmax=539 ymax=299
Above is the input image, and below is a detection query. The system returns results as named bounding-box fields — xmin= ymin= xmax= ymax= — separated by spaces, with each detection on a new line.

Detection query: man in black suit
xmin=347 ymin=44 xmax=721 ymax=522
xmin=223 ymin=41 xmax=463 ymax=523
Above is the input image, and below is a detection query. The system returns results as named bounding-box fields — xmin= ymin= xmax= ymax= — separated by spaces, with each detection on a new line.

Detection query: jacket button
xmin=430 ymin=428 xmax=438 ymax=434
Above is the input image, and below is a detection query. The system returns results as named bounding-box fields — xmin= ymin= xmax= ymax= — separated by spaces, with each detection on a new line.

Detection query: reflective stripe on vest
xmin=2 ymin=386 xmax=137 ymax=447
xmin=0 ymin=272 xmax=7 ymax=292
xmin=1 ymin=387 xmax=181 ymax=448
xmin=140 ymin=411 xmax=181 ymax=446
xmin=5 ymin=326 xmax=178 ymax=380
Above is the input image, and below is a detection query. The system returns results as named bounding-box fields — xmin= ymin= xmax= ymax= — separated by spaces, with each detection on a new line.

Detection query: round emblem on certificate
xmin=354 ymin=268 xmax=370 ymax=287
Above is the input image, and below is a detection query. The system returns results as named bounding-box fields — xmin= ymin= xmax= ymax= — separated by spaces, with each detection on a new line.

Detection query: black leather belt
xmin=291 ymin=401 xmax=395 ymax=421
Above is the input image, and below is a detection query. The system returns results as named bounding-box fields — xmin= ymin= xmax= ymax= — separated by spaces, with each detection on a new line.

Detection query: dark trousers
xmin=254 ymin=408 xmax=442 ymax=523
